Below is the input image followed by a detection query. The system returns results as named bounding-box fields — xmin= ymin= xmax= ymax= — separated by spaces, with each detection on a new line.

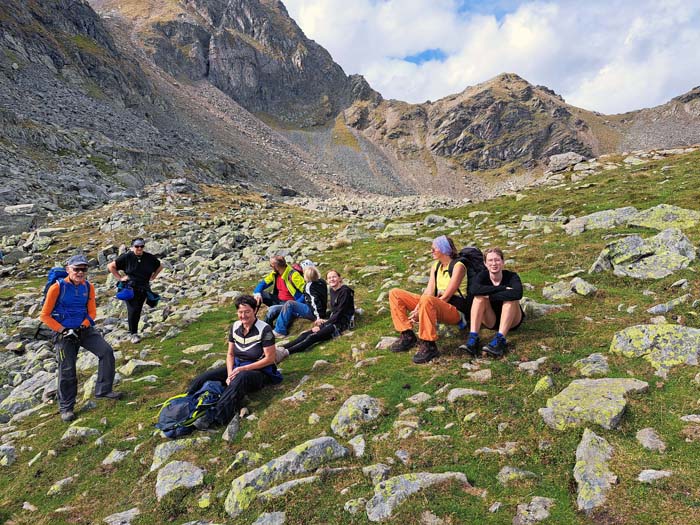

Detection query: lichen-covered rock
xmin=562 ymin=207 xmax=637 ymax=235
xmin=117 ymin=359 xmax=161 ymax=377
xmin=102 ymin=449 xmax=131 ymax=465
xmin=0 ymin=371 xmax=55 ymax=415
xmin=257 ymin=476 xmax=318 ymax=501
xmin=520 ymin=298 xmax=568 ymax=319
xmin=513 ymin=496 xmax=555 ymax=525
xmin=103 ymin=507 xmax=140 ymax=525
xmin=228 ymin=450 xmax=263 ymax=471
xmin=589 ymin=228 xmax=695 ymax=279
xmin=638 ymin=469 xmax=672 ymax=483
xmin=542 ymin=281 xmax=574 ymax=301
xmin=574 ymin=428 xmax=616 ymax=513
xmin=636 ymin=428 xmax=666 ymax=452
xmin=0 ymin=445 xmax=17 ymax=466
xmin=61 ymin=426 xmax=101 ymax=441
xmin=627 ymin=204 xmax=700 ymax=231
xmin=348 ymin=435 xmax=366 ymax=457
xmin=47 ymin=475 xmax=76 ymax=496
xmin=379 ymin=223 xmax=417 ymax=238
xmin=570 ymin=277 xmax=597 ymax=296
xmin=224 ymin=437 xmax=347 ymax=518
xmin=647 ymin=294 xmax=692 ymax=315
xmin=447 ymin=388 xmax=487 ymax=402
xmin=331 ymin=395 xmax=382 ymax=438
xmin=344 ymin=497 xmax=368 ymax=515
xmin=610 ymin=324 xmax=700 ymax=377
xmin=573 ymin=353 xmax=609 ymax=377
xmin=519 ymin=214 xmax=567 ymax=231
xmin=539 ymin=378 xmax=648 ymax=430
xmin=155 ymin=460 xmax=204 ymax=501
xmin=362 ymin=463 xmax=392 ymax=485
xmin=532 ymin=376 xmax=553 ymax=395
xmin=365 ymin=472 xmax=470 ymax=522
xmin=496 ymin=466 xmax=537 ymax=485
xmin=252 ymin=512 xmax=286 ymax=525
xmin=150 ymin=437 xmax=211 ymax=472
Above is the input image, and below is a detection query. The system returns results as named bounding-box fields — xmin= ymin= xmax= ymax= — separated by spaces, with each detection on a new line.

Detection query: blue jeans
xmin=274 ymin=300 xmax=314 ymax=335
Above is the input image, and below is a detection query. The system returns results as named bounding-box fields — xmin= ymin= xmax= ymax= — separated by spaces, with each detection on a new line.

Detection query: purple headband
xmin=433 ymin=235 xmax=451 ymax=255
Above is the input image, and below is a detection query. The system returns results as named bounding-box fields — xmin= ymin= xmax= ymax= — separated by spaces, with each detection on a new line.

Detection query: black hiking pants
xmin=284 ymin=323 xmax=339 ymax=354
xmin=126 ymin=287 xmax=148 ymax=334
xmin=187 ymin=366 xmax=271 ymax=425
xmin=55 ymin=327 xmax=116 ymax=412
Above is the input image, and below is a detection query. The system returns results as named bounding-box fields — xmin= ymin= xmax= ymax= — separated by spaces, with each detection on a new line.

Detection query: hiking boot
xmin=458 ymin=333 xmax=480 ymax=357
xmin=130 ymin=333 xmax=141 ymax=344
xmin=96 ymin=391 xmax=123 ymax=400
xmin=412 ymin=339 xmax=439 ymax=364
xmin=60 ymin=410 xmax=75 ymax=422
xmin=483 ymin=336 xmax=507 ymax=358
xmin=390 ymin=330 xmax=417 ymax=352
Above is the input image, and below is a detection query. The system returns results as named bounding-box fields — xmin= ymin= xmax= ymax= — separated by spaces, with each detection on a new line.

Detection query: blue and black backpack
xmin=155 ymin=380 xmax=224 ymax=439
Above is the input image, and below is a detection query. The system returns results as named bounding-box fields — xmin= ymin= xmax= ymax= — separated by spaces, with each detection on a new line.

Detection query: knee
xmin=388 ymin=288 xmax=400 ymax=301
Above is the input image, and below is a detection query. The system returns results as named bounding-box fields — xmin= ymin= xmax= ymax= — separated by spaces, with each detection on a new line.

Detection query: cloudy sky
xmin=283 ymin=0 xmax=700 ymax=114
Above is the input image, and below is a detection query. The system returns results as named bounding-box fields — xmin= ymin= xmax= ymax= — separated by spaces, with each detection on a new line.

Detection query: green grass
xmin=2 ymin=151 xmax=700 ymax=523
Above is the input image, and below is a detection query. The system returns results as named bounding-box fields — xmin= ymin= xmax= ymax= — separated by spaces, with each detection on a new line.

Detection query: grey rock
xmin=563 ymin=206 xmax=637 ymax=235
xmin=47 ymin=475 xmax=77 ymax=495
xmin=610 ymin=324 xmax=700 ymax=376
xmin=257 ymin=476 xmax=317 ymax=501
xmin=103 ymin=507 xmax=140 ymax=525
xmin=637 ymin=469 xmax=672 ymax=483
xmin=365 ymin=472 xmax=470 ymax=522
xmin=542 ymin=281 xmax=573 ymax=301
xmin=224 ymin=437 xmax=347 ymax=517
xmin=252 ymin=512 xmax=286 ymax=525
xmin=150 ymin=437 xmax=211 ymax=472
xmin=0 ymin=444 xmax=17 ymax=466
xmin=570 ymin=277 xmax=597 ymax=296
xmin=513 ymin=496 xmax=555 ymax=525
xmin=61 ymin=426 xmax=101 ymax=441
xmin=518 ymin=357 xmax=548 ymax=375
xmin=363 ymin=463 xmax=392 ymax=485
xmin=447 ymin=388 xmax=487 ymax=402
xmin=348 ymin=434 xmax=366 ymax=457
xmin=155 ymin=460 xmax=204 ymax=500
xmin=102 ymin=449 xmax=132 ymax=465
xmin=547 ymin=152 xmax=585 ymax=172
xmin=344 ymin=497 xmax=368 ymax=515
xmin=497 ymin=466 xmax=537 ymax=485
xmin=117 ymin=359 xmax=161 ymax=376
xmin=331 ymin=395 xmax=382 ymax=438
xmin=574 ymin=428 xmax=616 ymax=513
xmin=573 ymin=353 xmax=609 ymax=377
xmin=520 ymin=297 xmax=569 ymax=319
xmin=227 ymin=450 xmax=263 ymax=472
xmin=222 ymin=415 xmax=240 ymax=442
xmin=0 ymin=370 xmax=55 ymax=415
xmin=627 ymin=203 xmax=700 ymax=231
xmin=636 ymin=428 xmax=666 ymax=452
xmin=647 ymin=294 xmax=692 ymax=314
xmin=539 ymin=378 xmax=648 ymax=430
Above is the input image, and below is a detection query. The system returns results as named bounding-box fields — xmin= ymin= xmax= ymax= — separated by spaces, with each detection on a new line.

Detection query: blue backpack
xmin=42 ymin=267 xmax=69 ymax=304
xmin=155 ymin=380 xmax=224 ymax=439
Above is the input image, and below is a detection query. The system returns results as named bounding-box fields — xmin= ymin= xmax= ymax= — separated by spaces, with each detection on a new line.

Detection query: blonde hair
xmin=303 ymin=266 xmax=320 ymax=282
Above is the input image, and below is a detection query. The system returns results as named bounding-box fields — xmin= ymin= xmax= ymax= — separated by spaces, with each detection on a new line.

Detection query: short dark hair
xmin=235 ymin=294 xmax=258 ymax=310
xmin=270 ymin=255 xmax=286 ymax=269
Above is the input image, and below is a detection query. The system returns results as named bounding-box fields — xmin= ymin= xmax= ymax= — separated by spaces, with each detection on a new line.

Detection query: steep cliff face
xmin=345 ymin=73 xmax=607 ymax=174
xmin=94 ymin=0 xmax=355 ymax=126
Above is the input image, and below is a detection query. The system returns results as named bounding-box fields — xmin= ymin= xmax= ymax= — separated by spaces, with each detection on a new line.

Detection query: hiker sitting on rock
xmin=462 ymin=247 xmax=524 ymax=358
xmin=106 ymin=237 xmax=163 ymax=344
xmin=40 ymin=254 xmax=122 ymax=422
xmin=253 ymin=255 xmax=306 ymax=325
xmin=280 ymin=269 xmax=354 ymax=354
xmin=389 ymin=235 xmax=470 ymax=364
xmin=272 ymin=260 xmax=328 ymax=337
xmin=189 ymin=294 xmax=282 ymax=430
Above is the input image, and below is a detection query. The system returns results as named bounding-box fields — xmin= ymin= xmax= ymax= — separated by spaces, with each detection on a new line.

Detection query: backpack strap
xmin=433 ymin=259 xmax=465 ymax=298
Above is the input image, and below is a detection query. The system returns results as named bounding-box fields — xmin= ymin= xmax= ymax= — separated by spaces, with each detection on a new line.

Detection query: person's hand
xmin=311 ymin=326 xmax=320 ymax=333
xmin=254 ymin=293 xmax=262 ymax=305
xmin=408 ymin=309 xmax=419 ymax=323
xmin=313 ymin=319 xmax=324 ymax=327
xmin=120 ymin=276 xmax=129 ymax=282
xmin=227 ymin=367 xmax=242 ymax=384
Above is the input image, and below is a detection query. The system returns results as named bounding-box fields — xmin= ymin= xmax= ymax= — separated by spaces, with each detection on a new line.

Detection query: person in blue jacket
xmin=253 ymin=255 xmax=306 ymax=324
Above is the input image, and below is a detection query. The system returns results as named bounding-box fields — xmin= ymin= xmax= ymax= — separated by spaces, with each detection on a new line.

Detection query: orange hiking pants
xmin=389 ymin=288 xmax=461 ymax=342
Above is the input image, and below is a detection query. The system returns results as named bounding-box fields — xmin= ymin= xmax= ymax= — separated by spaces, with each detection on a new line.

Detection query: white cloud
xmin=283 ymin=0 xmax=700 ymax=113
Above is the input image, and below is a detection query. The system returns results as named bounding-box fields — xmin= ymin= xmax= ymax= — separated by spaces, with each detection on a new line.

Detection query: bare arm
xmin=227 ymin=345 xmax=276 ymax=383
xmin=150 ymin=264 xmax=163 ymax=281
xmin=107 ymin=260 xmax=128 ymax=282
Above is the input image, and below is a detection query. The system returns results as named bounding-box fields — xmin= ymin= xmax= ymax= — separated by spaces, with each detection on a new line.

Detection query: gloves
xmin=62 ymin=328 xmax=79 ymax=340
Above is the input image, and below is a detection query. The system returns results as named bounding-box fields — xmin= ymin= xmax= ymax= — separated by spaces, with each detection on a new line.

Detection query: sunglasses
xmin=72 ymin=267 xmax=88 ymax=273
xmin=133 ymin=245 xmax=145 ymax=248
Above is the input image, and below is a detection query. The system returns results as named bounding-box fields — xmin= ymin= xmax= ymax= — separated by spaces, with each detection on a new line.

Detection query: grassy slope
xmin=1 ymin=152 xmax=700 ymax=524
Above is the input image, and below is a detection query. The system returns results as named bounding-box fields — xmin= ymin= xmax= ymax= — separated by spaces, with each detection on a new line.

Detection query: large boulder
xmin=224 ymin=437 xmax=347 ymax=518
xmin=0 ymin=371 xmax=55 ymax=416
xmin=627 ymin=204 xmax=700 ymax=231
xmin=539 ymin=378 xmax=648 ymax=430
xmin=574 ymin=428 xmax=616 ymax=513
xmin=155 ymin=460 xmax=204 ymax=501
xmin=331 ymin=395 xmax=382 ymax=438
xmin=365 ymin=472 xmax=470 ymax=522
xmin=610 ymin=324 xmax=700 ymax=377
xmin=589 ymin=228 xmax=695 ymax=279
xmin=547 ymin=152 xmax=585 ymax=173
xmin=562 ymin=206 xmax=638 ymax=235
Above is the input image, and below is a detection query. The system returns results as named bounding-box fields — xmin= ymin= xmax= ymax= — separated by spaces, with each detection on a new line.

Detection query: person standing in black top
xmin=107 ymin=237 xmax=163 ymax=344
xmin=463 ymin=247 xmax=524 ymax=358
xmin=282 ymin=269 xmax=354 ymax=354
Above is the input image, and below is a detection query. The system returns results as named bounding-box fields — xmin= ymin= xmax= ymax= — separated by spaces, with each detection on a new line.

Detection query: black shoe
xmin=483 ymin=336 xmax=507 ymax=358
xmin=60 ymin=410 xmax=75 ymax=422
xmin=391 ymin=330 xmax=417 ymax=352
xmin=459 ymin=333 xmax=480 ymax=357
xmin=96 ymin=391 xmax=123 ymax=400
xmin=412 ymin=340 xmax=439 ymax=364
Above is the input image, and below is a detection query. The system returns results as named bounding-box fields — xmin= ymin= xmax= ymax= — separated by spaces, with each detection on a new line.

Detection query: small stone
xmin=636 ymin=428 xmax=666 ymax=452
xmin=348 ymin=435 xmax=366 ymax=457
xmin=638 ymin=469 xmax=672 ymax=483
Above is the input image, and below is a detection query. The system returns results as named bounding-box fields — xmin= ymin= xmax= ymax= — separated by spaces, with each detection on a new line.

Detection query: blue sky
xmin=284 ymin=0 xmax=700 ymax=114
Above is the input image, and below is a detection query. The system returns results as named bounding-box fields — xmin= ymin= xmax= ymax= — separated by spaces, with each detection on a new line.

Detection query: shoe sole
xmin=482 ymin=346 xmax=505 ymax=358
xmin=412 ymin=352 xmax=439 ymax=364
